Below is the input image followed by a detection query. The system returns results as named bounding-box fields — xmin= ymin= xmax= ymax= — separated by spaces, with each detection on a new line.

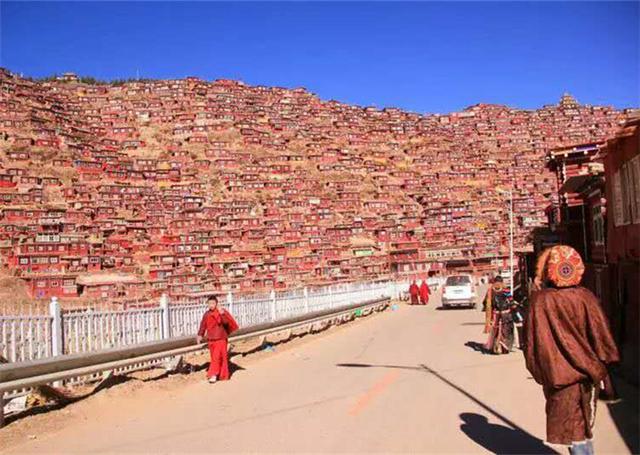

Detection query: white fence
xmin=1 ymin=280 xmax=407 ymax=364
xmin=0 ymin=316 xmax=52 ymax=363
xmin=62 ymin=308 xmax=165 ymax=355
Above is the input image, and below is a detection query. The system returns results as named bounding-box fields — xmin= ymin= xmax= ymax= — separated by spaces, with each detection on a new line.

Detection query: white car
xmin=441 ymin=275 xmax=477 ymax=309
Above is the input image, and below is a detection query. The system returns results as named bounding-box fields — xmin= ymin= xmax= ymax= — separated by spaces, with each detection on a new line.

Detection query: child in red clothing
xmin=197 ymin=295 xmax=239 ymax=383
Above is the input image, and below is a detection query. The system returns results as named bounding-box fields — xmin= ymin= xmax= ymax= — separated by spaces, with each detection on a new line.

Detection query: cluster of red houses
xmin=0 ymin=68 xmax=635 ymax=307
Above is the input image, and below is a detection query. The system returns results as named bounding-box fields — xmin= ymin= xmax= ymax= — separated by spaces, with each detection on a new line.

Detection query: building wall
xmin=605 ymin=123 xmax=640 ymax=263
xmin=603 ymin=119 xmax=640 ymax=385
xmin=608 ymin=261 xmax=640 ymax=385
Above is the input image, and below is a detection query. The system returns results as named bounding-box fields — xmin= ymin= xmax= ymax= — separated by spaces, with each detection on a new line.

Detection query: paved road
xmin=2 ymin=292 xmax=635 ymax=453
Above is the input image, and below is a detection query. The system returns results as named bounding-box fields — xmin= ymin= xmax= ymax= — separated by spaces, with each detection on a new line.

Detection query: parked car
xmin=441 ymin=274 xmax=477 ymax=308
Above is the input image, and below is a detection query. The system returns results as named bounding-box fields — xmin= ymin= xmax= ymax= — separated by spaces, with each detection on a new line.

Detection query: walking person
xmin=512 ymin=287 xmax=529 ymax=350
xmin=524 ymin=245 xmax=619 ymax=455
xmin=482 ymin=276 xmax=515 ymax=354
xmin=409 ymin=280 xmax=420 ymax=305
xmin=419 ymin=279 xmax=430 ymax=305
xmin=197 ymin=295 xmax=240 ymax=383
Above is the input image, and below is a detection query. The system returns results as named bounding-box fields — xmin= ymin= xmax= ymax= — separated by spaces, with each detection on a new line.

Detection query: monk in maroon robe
xmin=419 ymin=280 xmax=430 ymax=305
xmin=524 ymin=246 xmax=619 ymax=453
xmin=197 ymin=295 xmax=239 ymax=383
xmin=409 ymin=281 xmax=420 ymax=305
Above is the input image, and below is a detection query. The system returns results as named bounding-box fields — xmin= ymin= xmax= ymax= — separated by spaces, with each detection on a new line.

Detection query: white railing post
xmin=270 ymin=290 xmax=277 ymax=322
xmin=303 ymin=287 xmax=309 ymax=313
xmin=227 ymin=291 xmax=234 ymax=315
xmin=49 ymin=297 xmax=63 ymax=387
xmin=49 ymin=297 xmax=63 ymax=357
xmin=328 ymin=286 xmax=334 ymax=309
xmin=160 ymin=293 xmax=170 ymax=339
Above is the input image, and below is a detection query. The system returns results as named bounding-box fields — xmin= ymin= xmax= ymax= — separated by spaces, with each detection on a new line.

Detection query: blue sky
xmin=1 ymin=2 xmax=638 ymax=113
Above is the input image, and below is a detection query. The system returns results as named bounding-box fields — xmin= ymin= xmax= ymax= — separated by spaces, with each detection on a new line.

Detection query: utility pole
xmin=509 ymin=190 xmax=514 ymax=295
xmin=497 ymin=187 xmax=515 ymax=294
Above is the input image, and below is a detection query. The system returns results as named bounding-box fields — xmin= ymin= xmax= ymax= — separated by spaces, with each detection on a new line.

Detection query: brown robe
xmin=524 ymin=287 xmax=619 ymax=444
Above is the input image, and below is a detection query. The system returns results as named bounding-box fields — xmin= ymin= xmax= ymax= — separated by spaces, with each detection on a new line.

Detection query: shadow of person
xmin=180 ymin=358 xmax=245 ymax=380
xmin=603 ymin=374 xmax=640 ymax=454
xmin=464 ymin=341 xmax=490 ymax=354
xmin=228 ymin=360 xmax=245 ymax=377
xmin=193 ymin=360 xmax=245 ymax=379
xmin=460 ymin=413 xmax=557 ymax=454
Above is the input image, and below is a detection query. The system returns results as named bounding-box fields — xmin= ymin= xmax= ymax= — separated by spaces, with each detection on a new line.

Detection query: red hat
xmin=545 ymin=245 xmax=585 ymax=288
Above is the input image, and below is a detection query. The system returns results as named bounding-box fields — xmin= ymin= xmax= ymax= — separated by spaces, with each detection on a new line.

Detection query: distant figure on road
xmin=524 ymin=245 xmax=619 ymax=455
xmin=482 ymin=276 xmax=514 ymax=354
xmin=419 ymin=280 xmax=430 ymax=305
xmin=197 ymin=295 xmax=239 ymax=383
xmin=511 ymin=287 xmax=528 ymax=350
xmin=409 ymin=280 xmax=420 ymax=305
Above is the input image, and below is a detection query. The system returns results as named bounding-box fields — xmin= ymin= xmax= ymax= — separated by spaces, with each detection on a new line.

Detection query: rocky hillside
xmin=0 ymin=68 xmax=632 ymax=302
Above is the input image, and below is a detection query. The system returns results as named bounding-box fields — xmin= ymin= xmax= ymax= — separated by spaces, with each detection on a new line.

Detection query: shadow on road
xmin=460 ymin=412 xmax=556 ymax=454
xmin=604 ymin=375 xmax=640 ymax=454
xmin=606 ymin=400 xmax=640 ymax=454
xmin=464 ymin=341 xmax=490 ymax=354
xmin=191 ymin=360 xmax=245 ymax=377
xmin=436 ymin=306 xmax=475 ymax=311
xmin=229 ymin=361 xmax=245 ymax=376
xmin=337 ymin=362 xmax=558 ymax=454
xmin=337 ymin=362 xmax=425 ymax=371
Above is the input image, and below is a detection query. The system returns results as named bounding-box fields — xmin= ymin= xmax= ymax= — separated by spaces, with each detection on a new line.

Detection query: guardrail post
xmin=227 ymin=291 xmax=234 ymax=315
xmin=49 ymin=297 xmax=63 ymax=357
xmin=303 ymin=287 xmax=309 ymax=313
xmin=160 ymin=293 xmax=170 ymax=339
xmin=270 ymin=290 xmax=277 ymax=322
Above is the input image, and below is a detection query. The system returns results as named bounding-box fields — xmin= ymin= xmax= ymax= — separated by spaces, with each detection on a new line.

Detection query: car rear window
xmin=445 ymin=276 xmax=471 ymax=286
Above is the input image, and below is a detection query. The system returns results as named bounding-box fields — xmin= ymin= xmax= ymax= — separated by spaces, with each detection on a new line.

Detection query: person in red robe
xmin=409 ymin=280 xmax=420 ymax=305
xmin=524 ymin=246 xmax=619 ymax=454
xmin=197 ymin=295 xmax=239 ymax=383
xmin=419 ymin=280 xmax=430 ymax=305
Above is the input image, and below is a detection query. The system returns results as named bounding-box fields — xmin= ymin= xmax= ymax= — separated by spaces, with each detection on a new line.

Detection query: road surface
xmin=1 ymin=292 xmax=636 ymax=453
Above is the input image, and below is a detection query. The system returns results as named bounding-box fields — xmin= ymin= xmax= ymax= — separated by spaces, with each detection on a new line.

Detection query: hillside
xmin=0 ymin=68 xmax=632 ymax=303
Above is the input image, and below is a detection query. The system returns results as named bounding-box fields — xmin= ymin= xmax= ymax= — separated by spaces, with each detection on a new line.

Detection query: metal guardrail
xmin=0 ymin=297 xmax=390 ymax=427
